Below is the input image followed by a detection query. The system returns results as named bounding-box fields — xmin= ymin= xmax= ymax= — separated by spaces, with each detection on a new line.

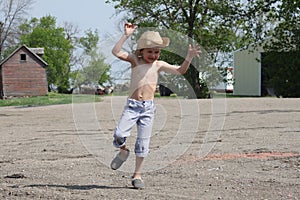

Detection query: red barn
xmin=0 ymin=45 xmax=48 ymax=99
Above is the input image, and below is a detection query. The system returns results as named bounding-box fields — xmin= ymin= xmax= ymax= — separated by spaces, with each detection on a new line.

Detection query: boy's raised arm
xmin=111 ymin=35 xmax=130 ymax=60
xmin=160 ymin=44 xmax=201 ymax=75
xmin=177 ymin=44 xmax=201 ymax=74
xmin=112 ymin=23 xmax=137 ymax=62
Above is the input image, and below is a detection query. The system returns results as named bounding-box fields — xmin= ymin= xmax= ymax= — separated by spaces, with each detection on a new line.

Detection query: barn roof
xmin=0 ymin=44 xmax=48 ymax=67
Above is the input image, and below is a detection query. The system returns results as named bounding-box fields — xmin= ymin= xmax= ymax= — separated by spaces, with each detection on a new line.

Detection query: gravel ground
xmin=0 ymin=96 xmax=299 ymax=200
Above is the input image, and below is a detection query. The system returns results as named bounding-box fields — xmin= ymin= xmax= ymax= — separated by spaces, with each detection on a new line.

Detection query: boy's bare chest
xmin=131 ymin=64 xmax=159 ymax=82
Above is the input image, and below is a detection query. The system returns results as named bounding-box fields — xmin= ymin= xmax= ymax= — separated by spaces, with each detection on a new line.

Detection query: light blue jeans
xmin=113 ymin=98 xmax=156 ymax=157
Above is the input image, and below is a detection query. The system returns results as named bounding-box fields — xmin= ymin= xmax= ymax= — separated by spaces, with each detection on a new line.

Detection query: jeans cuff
xmin=113 ymin=137 xmax=126 ymax=148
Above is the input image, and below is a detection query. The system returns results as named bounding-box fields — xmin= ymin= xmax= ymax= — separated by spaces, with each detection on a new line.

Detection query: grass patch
xmin=0 ymin=92 xmax=102 ymax=107
xmin=154 ymin=93 xmax=180 ymax=98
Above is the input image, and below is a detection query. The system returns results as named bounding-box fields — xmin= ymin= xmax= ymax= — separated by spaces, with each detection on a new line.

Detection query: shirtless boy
xmin=110 ymin=23 xmax=201 ymax=189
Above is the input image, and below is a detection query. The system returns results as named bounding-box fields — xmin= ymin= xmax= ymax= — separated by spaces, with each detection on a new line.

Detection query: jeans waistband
xmin=127 ymin=98 xmax=154 ymax=107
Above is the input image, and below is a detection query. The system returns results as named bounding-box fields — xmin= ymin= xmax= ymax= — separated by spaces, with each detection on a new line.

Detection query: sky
xmin=29 ymin=0 xmax=126 ymax=73
xmin=29 ymin=0 xmax=121 ymax=36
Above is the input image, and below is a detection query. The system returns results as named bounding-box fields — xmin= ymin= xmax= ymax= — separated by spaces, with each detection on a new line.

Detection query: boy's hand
xmin=187 ymin=44 xmax=201 ymax=59
xmin=124 ymin=23 xmax=137 ymax=36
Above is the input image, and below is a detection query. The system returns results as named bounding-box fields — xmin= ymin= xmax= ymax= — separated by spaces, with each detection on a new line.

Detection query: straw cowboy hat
xmin=137 ymin=31 xmax=170 ymax=50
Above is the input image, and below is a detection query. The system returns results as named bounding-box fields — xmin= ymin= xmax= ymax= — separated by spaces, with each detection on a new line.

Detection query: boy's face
xmin=141 ymin=48 xmax=161 ymax=63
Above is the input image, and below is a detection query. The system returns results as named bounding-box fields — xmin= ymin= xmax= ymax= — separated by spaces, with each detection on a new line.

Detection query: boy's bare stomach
xmin=129 ymin=84 xmax=157 ymax=101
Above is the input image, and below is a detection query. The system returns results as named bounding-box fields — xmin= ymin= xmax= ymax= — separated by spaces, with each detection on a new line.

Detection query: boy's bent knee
xmin=113 ymin=136 xmax=127 ymax=148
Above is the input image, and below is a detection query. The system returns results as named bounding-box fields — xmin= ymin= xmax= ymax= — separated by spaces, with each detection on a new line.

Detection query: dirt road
xmin=0 ymin=96 xmax=299 ymax=199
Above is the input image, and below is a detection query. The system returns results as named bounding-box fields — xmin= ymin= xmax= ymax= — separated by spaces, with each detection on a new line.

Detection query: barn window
xmin=20 ymin=53 xmax=26 ymax=61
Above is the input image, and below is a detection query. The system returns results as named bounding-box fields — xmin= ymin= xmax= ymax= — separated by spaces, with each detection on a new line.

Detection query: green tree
xmin=72 ymin=30 xmax=111 ymax=90
xmin=263 ymin=0 xmax=300 ymax=51
xmin=105 ymin=0 xmax=276 ymax=98
xmin=19 ymin=16 xmax=74 ymax=92
xmin=78 ymin=29 xmax=99 ymax=54
xmin=262 ymin=51 xmax=300 ymax=97
xmin=261 ymin=0 xmax=300 ymax=97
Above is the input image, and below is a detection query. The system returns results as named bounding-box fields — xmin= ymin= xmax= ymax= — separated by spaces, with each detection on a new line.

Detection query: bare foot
xmin=132 ymin=172 xmax=142 ymax=180
xmin=120 ymin=148 xmax=129 ymax=159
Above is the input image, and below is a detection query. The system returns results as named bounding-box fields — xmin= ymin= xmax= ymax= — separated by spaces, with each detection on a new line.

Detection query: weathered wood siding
xmin=1 ymin=47 xmax=48 ymax=98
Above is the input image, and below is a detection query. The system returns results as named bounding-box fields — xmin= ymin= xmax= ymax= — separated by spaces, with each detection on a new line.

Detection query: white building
xmin=233 ymin=45 xmax=263 ymax=96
